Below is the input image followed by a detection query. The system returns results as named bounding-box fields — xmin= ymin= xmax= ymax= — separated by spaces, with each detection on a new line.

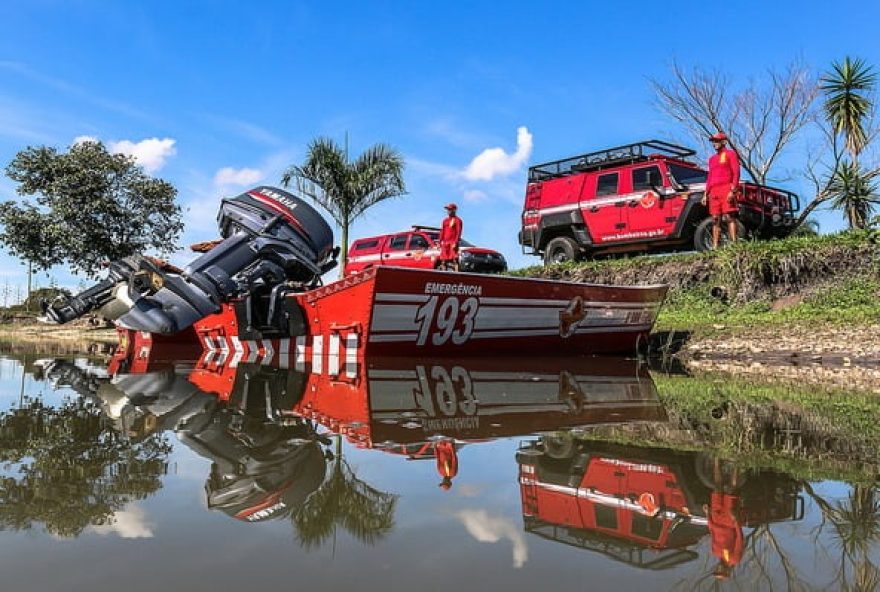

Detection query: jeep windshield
xmin=425 ymin=231 xmax=474 ymax=247
xmin=668 ymin=164 xmax=707 ymax=186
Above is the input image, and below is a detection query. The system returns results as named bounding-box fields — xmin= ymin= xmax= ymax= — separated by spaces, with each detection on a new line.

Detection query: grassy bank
xmin=572 ymin=369 xmax=880 ymax=484
xmin=514 ymin=230 xmax=880 ymax=335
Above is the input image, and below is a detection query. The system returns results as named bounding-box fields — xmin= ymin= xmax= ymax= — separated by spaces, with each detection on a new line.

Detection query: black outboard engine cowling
xmin=43 ymin=186 xmax=337 ymax=334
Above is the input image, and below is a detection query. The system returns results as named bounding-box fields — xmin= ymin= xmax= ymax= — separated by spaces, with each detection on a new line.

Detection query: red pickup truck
xmin=344 ymin=226 xmax=507 ymax=275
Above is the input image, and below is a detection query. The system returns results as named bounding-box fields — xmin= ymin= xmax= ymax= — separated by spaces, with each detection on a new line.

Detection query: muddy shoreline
xmin=2 ymin=321 xmax=878 ymax=392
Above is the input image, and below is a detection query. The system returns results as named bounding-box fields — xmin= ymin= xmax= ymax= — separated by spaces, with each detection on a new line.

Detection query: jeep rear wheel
xmin=544 ymin=236 xmax=579 ymax=265
xmin=693 ymin=218 xmax=746 ymax=252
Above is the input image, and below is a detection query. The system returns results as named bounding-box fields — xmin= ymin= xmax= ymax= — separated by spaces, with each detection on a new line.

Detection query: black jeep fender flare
xmin=670 ymin=191 xmax=709 ymax=239
xmin=534 ymin=209 xmax=592 ymax=251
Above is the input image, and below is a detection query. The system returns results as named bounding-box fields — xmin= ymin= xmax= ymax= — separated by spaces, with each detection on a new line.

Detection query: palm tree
xmin=282 ymin=138 xmax=406 ymax=276
xmin=827 ymin=162 xmax=880 ymax=229
xmin=292 ymin=437 xmax=398 ymax=549
xmin=820 ymin=57 xmax=878 ymax=229
xmin=821 ymin=57 xmax=877 ymax=161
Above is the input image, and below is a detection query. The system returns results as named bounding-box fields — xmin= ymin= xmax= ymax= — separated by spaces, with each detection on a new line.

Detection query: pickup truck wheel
xmin=544 ymin=237 xmax=579 ymax=265
xmin=694 ymin=218 xmax=746 ymax=252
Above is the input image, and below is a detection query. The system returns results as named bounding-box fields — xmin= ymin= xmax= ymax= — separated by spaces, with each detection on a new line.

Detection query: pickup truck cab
xmin=344 ymin=226 xmax=507 ymax=275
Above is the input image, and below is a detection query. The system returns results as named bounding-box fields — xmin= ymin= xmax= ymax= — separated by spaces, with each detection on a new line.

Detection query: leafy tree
xmin=0 ymin=397 xmax=171 ymax=537
xmin=2 ymin=141 xmax=184 ymax=278
xmin=0 ymin=203 xmax=65 ymax=306
xmin=281 ymin=138 xmax=406 ymax=275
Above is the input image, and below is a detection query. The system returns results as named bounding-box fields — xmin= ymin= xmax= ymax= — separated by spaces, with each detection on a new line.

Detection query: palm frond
xmin=292 ymin=458 xmax=398 ymax=548
xmin=280 ymin=137 xmax=407 ymax=272
xmin=828 ymin=161 xmax=880 ymax=229
xmin=821 ymin=57 xmax=877 ymax=157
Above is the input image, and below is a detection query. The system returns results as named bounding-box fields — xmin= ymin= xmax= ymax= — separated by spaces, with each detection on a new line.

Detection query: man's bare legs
xmin=726 ymin=217 xmax=739 ymax=243
xmin=712 ymin=216 xmax=722 ymax=249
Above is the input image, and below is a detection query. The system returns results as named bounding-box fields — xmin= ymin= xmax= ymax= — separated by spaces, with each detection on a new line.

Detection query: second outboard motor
xmin=44 ymin=186 xmax=337 ymax=334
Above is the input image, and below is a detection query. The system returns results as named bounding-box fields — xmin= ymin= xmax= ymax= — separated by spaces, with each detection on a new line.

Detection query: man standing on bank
xmin=703 ymin=132 xmax=741 ymax=249
xmin=438 ymin=203 xmax=463 ymax=271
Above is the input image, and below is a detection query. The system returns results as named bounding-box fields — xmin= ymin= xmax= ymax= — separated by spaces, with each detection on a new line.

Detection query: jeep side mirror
xmin=665 ymin=170 xmax=687 ymax=192
xmin=646 ymin=170 xmax=666 ymax=195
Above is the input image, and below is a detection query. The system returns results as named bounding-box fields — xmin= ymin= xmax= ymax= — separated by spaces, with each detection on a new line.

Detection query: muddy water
xmin=0 ymin=352 xmax=878 ymax=592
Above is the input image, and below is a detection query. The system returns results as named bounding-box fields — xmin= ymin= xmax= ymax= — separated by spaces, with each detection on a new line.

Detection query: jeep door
xmin=625 ymin=164 xmax=685 ymax=238
xmin=580 ymin=171 xmax=627 ymax=244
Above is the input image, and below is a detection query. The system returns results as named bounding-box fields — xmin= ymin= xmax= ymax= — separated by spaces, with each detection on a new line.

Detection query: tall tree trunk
xmin=26 ymin=260 xmax=32 ymax=311
xmin=339 ymin=211 xmax=350 ymax=279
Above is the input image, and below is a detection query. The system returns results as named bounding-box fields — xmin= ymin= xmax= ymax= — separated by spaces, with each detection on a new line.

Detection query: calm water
xmin=0 ymin=351 xmax=877 ymax=592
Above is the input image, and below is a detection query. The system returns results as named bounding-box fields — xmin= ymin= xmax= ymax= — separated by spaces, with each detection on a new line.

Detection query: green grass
xmin=510 ymin=230 xmax=880 ymax=333
xmin=571 ymin=370 xmax=880 ymax=483
xmin=657 ymin=276 xmax=880 ymax=331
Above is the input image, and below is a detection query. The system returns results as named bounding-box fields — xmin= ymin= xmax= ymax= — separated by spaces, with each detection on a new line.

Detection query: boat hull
xmin=187 ymin=266 xmax=666 ymax=358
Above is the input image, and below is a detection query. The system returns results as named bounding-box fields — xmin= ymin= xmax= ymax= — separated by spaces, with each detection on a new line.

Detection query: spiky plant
xmin=827 ymin=161 xmax=880 ymax=229
xmin=282 ymin=138 xmax=406 ymax=276
xmin=821 ymin=57 xmax=877 ymax=161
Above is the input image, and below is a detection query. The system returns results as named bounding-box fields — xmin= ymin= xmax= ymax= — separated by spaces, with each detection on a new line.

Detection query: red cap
xmin=709 ymin=132 xmax=728 ymax=141
xmin=445 ymin=203 xmax=457 ymax=210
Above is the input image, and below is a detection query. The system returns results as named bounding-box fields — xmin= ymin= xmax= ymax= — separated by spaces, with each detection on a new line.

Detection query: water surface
xmin=0 ymin=352 xmax=877 ymax=592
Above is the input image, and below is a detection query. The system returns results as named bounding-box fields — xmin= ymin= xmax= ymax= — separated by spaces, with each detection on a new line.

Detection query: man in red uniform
xmin=706 ymin=491 xmax=744 ymax=580
xmin=435 ymin=439 xmax=458 ymax=490
xmin=438 ymin=203 xmax=463 ymax=271
xmin=702 ymin=132 xmax=741 ymax=249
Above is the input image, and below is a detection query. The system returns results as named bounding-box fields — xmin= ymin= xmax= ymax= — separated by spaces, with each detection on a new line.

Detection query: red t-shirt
xmin=435 ymin=440 xmax=458 ymax=478
xmin=440 ymin=215 xmax=463 ymax=247
xmin=708 ymin=492 xmax=743 ymax=567
xmin=707 ymin=148 xmax=741 ymax=190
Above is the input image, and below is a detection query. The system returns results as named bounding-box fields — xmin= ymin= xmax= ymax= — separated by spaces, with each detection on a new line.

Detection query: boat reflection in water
xmin=17 ymin=333 xmax=808 ymax=575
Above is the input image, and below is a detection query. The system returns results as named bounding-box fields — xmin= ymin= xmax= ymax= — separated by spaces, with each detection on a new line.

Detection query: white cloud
xmin=213 ymin=167 xmax=264 ymax=188
xmin=462 ymin=126 xmax=533 ymax=182
xmin=88 ymin=506 xmax=154 ymax=539
xmin=463 ymin=189 xmax=488 ymax=203
xmin=456 ymin=509 xmax=528 ymax=568
xmin=72 ymin=135 xmax=99 ymax=145
xmin=109 ymin=137 xmax=177 ymax=173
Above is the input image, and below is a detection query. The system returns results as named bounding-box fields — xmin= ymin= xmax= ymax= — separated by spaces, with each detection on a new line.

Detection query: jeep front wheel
xmin=544 ymin=236 xmax=579 ymax=265
xmin=693 ymin=218 xmax=746 ymax=252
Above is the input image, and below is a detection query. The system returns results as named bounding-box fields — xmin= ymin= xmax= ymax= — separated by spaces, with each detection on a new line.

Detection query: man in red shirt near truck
xmin=703 ymin=132 xmax=741 ymax=249
xmin=438 ymin=203 xmax=463 ymax=271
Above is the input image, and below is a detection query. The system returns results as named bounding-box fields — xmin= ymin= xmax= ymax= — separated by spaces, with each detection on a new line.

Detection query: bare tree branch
xmin=652 ymin=60 xmax=818 ymax=186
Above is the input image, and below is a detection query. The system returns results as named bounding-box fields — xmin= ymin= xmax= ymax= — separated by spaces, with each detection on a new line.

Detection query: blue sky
xmin=0 ymin=0 xmax=878 ymax=296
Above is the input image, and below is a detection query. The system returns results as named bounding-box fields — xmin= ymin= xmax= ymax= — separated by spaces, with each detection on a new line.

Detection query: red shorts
xmin=708 ymin=183 xmax=738 ymax=216
xmin=439 ymin=243 xmax=458 ymax=261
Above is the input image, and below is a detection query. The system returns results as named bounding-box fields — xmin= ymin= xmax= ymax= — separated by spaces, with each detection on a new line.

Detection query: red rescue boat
xmin=192 ymin=266 xmax=667 ymax=360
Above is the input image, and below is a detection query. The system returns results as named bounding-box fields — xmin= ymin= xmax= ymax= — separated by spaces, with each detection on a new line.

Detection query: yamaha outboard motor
xmin=44 ymin=186 xmax=337 ymax=334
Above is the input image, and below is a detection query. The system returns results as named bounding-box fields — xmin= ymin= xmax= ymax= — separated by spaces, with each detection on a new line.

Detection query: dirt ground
xmin=677 ymin=324 xmax=880 ymax=393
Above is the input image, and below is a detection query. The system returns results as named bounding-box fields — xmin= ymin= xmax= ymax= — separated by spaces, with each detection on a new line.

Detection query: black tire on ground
xmin=693 ymin=217 xmax=746 ymax=252
xmin=543 ymin=236 xmax=579 ymax=265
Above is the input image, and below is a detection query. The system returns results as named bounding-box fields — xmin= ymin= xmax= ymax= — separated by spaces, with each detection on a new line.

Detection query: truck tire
xmin=544 ymin=236 xmax=579 ymax=265
xmin=543 ymin=431 xmax=575 ymax=460
xmin=693 ymin=218 xmax=746 ymax=252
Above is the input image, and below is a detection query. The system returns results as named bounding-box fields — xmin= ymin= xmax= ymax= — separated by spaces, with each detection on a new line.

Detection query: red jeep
xmin=344 ymin=226 xmax=507 ymax=275
xmin=519 ymin=140 xmax=799 ymax=264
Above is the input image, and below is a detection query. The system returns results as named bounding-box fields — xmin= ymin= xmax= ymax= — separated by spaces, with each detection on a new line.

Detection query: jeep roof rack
xmin=412 ymin=225 xmax=441 ymax=232
xmin=528 ymin=140 xmax=697 ymax=182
